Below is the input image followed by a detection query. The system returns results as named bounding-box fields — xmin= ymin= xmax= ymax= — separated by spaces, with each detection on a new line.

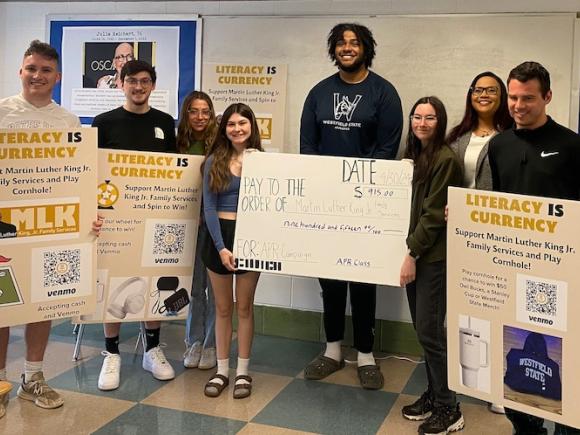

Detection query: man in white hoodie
xmin=0 ymin=40 xmax=81 ymax=418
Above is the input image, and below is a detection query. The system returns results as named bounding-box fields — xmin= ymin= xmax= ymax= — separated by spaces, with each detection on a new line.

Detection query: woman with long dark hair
xmin=448 ymin=71 xmax=512 ymax=190
xmin=178 ymin=91 xmax=219 ymax=371
xmin=447 ymin=72 xmax=512 ymax=416
xmin=201 ymin=103 xmax=263 ymax=399
xmin=400 ymin=96 xmax=464 ymax=435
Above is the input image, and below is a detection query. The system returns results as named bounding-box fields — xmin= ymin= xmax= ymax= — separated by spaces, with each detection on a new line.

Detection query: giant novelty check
xmin=234 ymin=152 xmax=413 ymax=285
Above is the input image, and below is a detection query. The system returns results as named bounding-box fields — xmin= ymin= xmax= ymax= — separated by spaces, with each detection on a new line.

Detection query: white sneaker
xmin=183 ymin=343 xmax=202 ymax=368
xmin=98 ymin=351 xmax=121 ymax=391
xmin=198 ymin=347 xmax=217 ymax=370
xmin=143 ymin=346 xmax=175 ymax=380
xmin=489 ymin=403 xmax=506 ymax=414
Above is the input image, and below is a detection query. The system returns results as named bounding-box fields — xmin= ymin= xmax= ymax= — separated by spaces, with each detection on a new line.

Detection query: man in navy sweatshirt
xmin=300 ymin=22 xmax=402 ymax=390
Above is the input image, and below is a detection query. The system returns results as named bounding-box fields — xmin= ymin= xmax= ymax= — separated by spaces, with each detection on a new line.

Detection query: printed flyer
xmin=79 ymin=149 xmax=203 ymax=324
xmin=0 ymin=128 xmax=97 ymax=327
xmin=203 ymin=62 xmax=287 ymax=152
xmin=234 ymin=152 xmax=413 ymax=285
xmin=447 ymin=187 xmax=580 ymax=427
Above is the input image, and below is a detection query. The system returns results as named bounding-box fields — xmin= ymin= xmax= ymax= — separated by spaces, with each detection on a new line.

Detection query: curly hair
xmin=24 ymin=40 xmax=59 ymax=62
xmin=327 ymin=23 xmax=376 ymax=69
xmin=204 ymin=103 xmax=263 ymax=192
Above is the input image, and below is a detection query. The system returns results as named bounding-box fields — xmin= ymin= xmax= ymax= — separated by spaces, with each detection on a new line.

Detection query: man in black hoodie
xmin=489 ymin=61 xmax=580 ymax=435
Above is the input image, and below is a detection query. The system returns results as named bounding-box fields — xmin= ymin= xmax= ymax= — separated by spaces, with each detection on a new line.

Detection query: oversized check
xmin=0 ymin=129 xmax=97 ymax=327
xmin=447 ymin=187 xmax=580 ymax=427
xmin=79 ymin=149 xmax=203 ymax=324
xmin=234 ymin=152 xmax=413 ymax=285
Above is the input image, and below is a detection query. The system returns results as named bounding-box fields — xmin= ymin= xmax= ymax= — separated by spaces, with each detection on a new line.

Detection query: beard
xmin=336 ymin=56 xmax=365 ymax=73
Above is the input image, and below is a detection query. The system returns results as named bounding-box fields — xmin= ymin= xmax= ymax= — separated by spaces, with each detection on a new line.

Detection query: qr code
xmin=525 ymin=279 xmax=557 ymax=316
xmin=43 ymin=249 xmax=81 ymax=287
xmin=153 ymin=223 xmax=186 ymax=255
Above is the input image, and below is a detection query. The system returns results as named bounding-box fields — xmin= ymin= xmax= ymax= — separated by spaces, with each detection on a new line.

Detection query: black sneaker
xmin=402 ymin=390 xmax=434 ymax=421
xmin=419 ymin=404 xmax=465 ymax=435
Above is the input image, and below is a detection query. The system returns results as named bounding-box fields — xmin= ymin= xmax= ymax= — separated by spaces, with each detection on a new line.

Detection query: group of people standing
xmin=0 ymin=19 xmax=579 ymax=435
xmin=298 ymin=22 xmax=580 ymax=435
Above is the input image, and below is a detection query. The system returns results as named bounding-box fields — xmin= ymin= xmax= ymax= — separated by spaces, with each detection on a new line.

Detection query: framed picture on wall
xmin=48 ymin=15 xmax=201 ymax=124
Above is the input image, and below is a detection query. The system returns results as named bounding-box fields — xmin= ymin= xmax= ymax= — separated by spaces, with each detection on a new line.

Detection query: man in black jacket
xmin=489 ymin=61 xmax=580 ymax=435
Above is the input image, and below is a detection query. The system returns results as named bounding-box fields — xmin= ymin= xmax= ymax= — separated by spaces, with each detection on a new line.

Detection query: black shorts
xmin=201 ymin=218 xmax=248 ymax=275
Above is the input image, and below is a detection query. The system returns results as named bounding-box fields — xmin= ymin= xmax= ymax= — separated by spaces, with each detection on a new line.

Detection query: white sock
xmin=357 ymin=351 xmax=375 ymax=367
xmin=0 ymin=368 xmax=6 ymax=381
xmin=212 ymin=358 xmax=229 ymax=386
xmin=236 ymin=358 xmax=250 ymax=385
xmin=323 ymin=341 xmax=342 ymax=361
xmin=24 ymin=360 xmax=42 ymax=383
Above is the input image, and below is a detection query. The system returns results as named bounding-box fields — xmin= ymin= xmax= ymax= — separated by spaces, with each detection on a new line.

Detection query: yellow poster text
xmin=2 ymin=203 xmax=79 ymax=236
xmin=0 ymin=146 xmax=77 ymax=160
xmin=466 ymin=193 xmax=542 ymax=214
xmin=108 ymin=153 xmax=174 ymax=166
xmin=110 ymin=167 xmax=183 ymax=180
xmin=470 ymin=211 xmax=557 ymax=233
xmin=0 ymin=131 xmax=62 ymax=144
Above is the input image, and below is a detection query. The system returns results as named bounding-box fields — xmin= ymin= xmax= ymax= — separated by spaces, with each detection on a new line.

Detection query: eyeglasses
xmin=187 ymin=109 xmax=211 ymax=117
xmin=410 ymin=114 xmax=437 ymax=123
xmin=114 ymin=54 xmax=134 ymax=61
xmin=471 ymin=86 xmax=499 ymax=96
xmin=124 ymin=77 xmax=153 ymax=87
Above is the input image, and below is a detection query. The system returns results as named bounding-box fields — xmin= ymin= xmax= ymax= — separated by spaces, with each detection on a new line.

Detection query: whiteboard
xmin=204 ymin=14 xmax=577 ymax=153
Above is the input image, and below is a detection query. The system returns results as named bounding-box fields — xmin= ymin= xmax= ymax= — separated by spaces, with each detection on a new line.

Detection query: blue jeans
xmin=185 ymin=226 xmax=216 ymax=349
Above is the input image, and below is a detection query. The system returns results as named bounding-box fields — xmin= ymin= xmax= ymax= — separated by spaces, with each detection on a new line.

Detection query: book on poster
xmin=0 ymin=128 xmax=97 ymax=327
xmin=447 ymin=187 xmax=580 ymax=427
xmin=233 ymin=152 xmax=413 ymax=286
xmin=78 ymin=149 xmax=203 ymax=324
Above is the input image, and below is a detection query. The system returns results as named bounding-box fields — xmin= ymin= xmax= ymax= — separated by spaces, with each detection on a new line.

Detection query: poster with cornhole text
xmin=0 ymin=128 xmax=97 ymax=327
xmin=78 ymin=149 xmax=203 ymax=324
xmin=447 ymin=187 xmax=580 ymax=427
xmin=234 ymin=152 xmax=413 ymax=285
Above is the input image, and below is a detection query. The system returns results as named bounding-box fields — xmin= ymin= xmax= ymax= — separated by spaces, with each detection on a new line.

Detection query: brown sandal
xmin=204 ymin=374 xmax=229 ymax=397
xmin=233 ymin=375 xmax=252 ymax=399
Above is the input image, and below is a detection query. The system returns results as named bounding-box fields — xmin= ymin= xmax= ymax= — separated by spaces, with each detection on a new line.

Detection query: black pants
xmin=319 ymin=278 xmax=376 ymax=353
xmin=506 ymin=408 xmax=580 ymax=435
xmin=406 ymin=260 xmax=456 ymax=407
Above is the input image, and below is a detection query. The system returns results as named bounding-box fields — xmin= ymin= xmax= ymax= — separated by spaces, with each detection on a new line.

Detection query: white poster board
xmin=234 ymin=152 xmax=413 ymax=285
xmin=0 ymin=129 xmax=97 ymax=327
xmin=447 ymin=187 xmax=580 ymax=427
xmin=79 ymin=150 xmax=203 ymax=324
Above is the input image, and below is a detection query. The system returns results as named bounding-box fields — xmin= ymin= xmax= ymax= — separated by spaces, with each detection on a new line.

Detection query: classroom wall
xmin=1 ymin=1 xmax=579 ymax=325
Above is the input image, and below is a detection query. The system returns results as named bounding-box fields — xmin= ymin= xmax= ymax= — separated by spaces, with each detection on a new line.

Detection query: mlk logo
xmin=333 ymin=93 xmax=362 ymax=122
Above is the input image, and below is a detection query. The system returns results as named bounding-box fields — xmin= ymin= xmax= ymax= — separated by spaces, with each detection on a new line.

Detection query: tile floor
xmin=0 ymin=320 xmax=520 ymax=434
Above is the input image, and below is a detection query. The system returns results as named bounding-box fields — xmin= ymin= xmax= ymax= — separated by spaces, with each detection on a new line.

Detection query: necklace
xmin=474 ymin=128 xmax=495 ymax=137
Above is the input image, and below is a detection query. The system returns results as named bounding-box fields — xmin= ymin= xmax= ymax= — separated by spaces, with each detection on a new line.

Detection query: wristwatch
xmin=408 ymin=249 xmax=419 ymax=260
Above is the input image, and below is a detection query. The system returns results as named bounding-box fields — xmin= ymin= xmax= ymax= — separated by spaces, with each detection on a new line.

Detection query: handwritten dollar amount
xmin=353 ymin=187 xmax=395 ymax=199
